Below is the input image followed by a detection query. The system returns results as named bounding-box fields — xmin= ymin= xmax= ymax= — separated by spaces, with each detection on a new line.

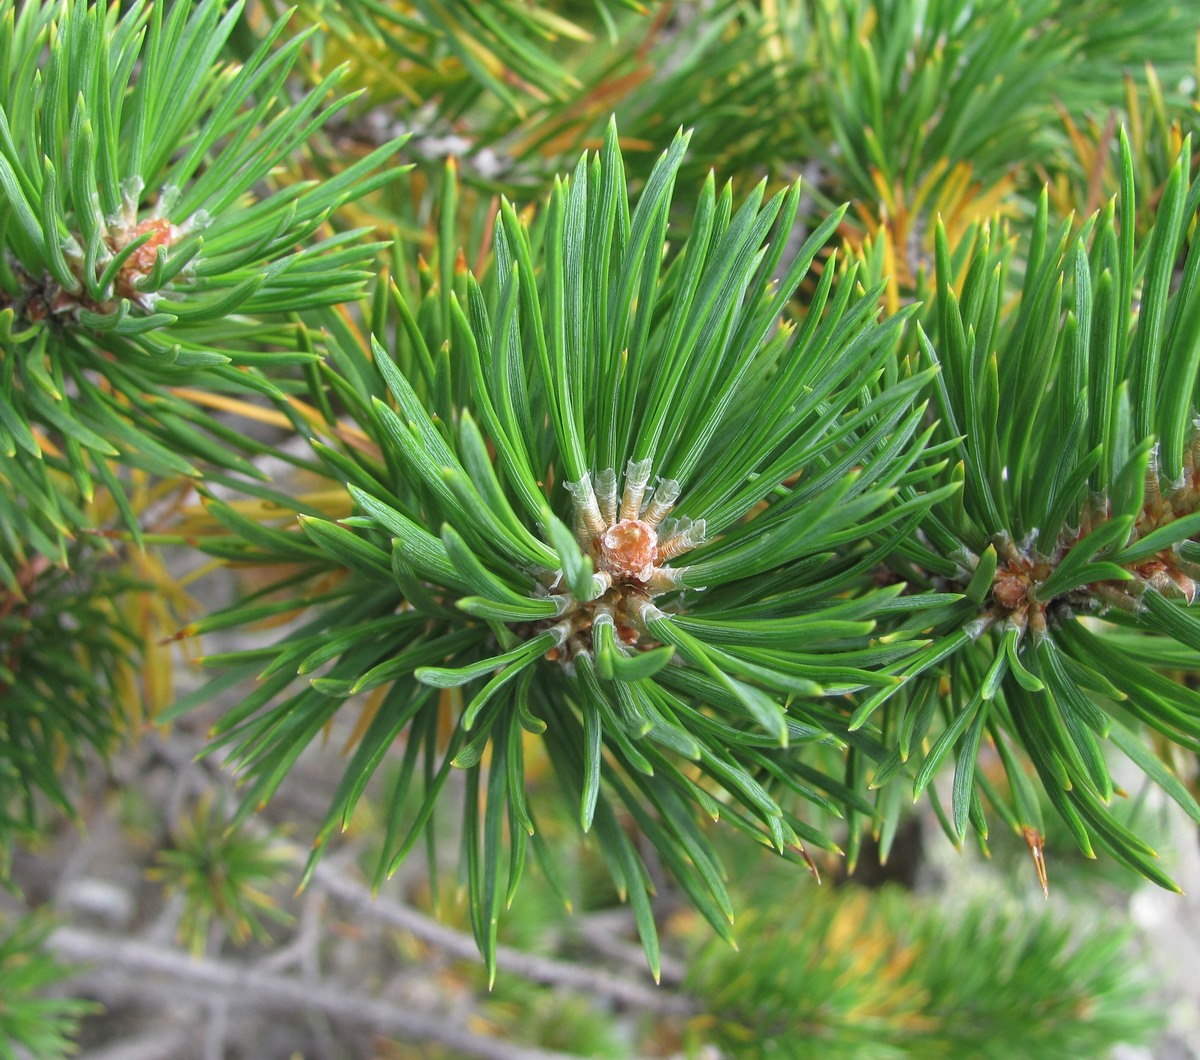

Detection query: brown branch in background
xmin=50 ymin=927 xmax=580 ymax=1060
xmin=309 ymin=861 xmax=696 ymax=1014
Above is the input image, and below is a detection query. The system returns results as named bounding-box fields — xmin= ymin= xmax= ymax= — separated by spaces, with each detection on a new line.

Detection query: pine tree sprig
xmin=0 ymin=0 xmax=407 ymax=555
xmin=687 ymin=879 xmax=1158 ymax=1059
xmin=869 ymin=133 xmax=1200 ymax=889
xmin=0 ymin=914 xmax=97 ymax=1060
xmin=172 ymin=122 xmax=954 ymax=973
xmin=0 ymin=528 xmax=144 ymax=860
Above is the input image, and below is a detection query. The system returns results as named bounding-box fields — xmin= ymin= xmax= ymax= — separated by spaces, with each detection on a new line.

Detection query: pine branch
xmin=171 ymin=120 xmax=952 ymax=976
xmin=49 ymin=926 xmax=582 ymax=1060
xmin=0 ymin=913 xmax=96 ymax=1058
xmin=0 ymin=0 xmax=407 ymax=554
xmin=309 ymin=861 xmax=694 ymax=1013
xmin=862 ymin=132 xmax=1200 ymax=888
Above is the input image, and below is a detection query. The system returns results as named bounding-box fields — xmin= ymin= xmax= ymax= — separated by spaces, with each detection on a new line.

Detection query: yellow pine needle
xmin=341 ymin=685 xmax=388 ymax=756
xmin=908 ymin=157 xmax=951 ymax=219
xmin=29 ymin=425 xmax=61 ymax=458
xmin=525 ymin=8 xmax=594 ymax=43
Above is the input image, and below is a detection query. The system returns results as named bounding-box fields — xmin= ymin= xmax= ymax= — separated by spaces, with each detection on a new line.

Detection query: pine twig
xmin=49 ymin=927 xmax=577 ymax=1060
xmin=78 ymin=1028 xmax=191 ymax=1060
xmin=309 ymin=862 xmax=696 ymax=1014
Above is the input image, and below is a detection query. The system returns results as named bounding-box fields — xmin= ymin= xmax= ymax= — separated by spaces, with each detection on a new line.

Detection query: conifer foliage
xmin=1 ymin=0 xmax=1199 ymax=1054
xmin=0 ymin=0 xmax=404 ymax=558
xmin=864 ymin=138 xmax=1200 ymax=888
xmin=188 ymin=124 xmax=952 ymax=979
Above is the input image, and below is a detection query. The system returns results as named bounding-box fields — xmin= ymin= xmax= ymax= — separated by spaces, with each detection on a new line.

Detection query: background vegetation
xmin=2 ymin=1 xmax=1200 ymax=1056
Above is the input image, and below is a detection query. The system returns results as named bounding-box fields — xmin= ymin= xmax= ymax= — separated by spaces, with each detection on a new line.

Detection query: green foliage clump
xmin=0 ymin=535 xmax=140 ymax=862
xmin=260 ymin=0 xmax=648 ymax=121
xmin=862 ymin=136 xmax=1200 ymax=887
xmin=182 ymin=123 xmax=954 ymax=980
xmin=0 ymin=0 xmax=404 ymax=557
xmin=688 ymin=882 xmax=1157 ymax=1059
xmin=0 ymin=915 xmax=95 ymax=1060
xmin=2 ymin=0 xmax=1200 ymax=1053
xmin=148 ymin=793 xmax=294 ymax=955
